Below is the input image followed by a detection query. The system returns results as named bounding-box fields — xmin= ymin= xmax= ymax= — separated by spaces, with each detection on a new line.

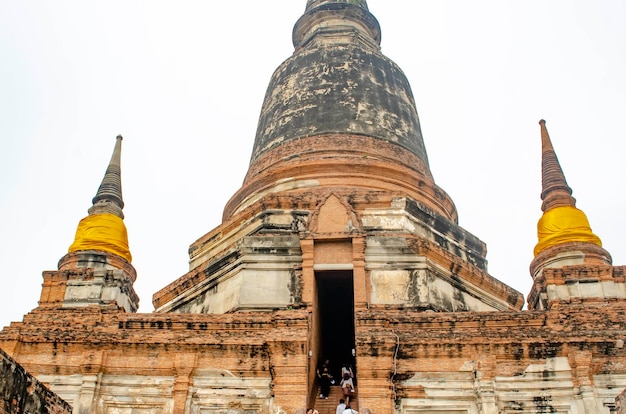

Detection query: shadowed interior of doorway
xmin=316 ymin=270 xmax=356 ymax=382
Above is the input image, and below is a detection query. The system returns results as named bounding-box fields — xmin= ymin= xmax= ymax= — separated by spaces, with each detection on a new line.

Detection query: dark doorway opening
xmin=316 ymin=270 xmax=356 ymax=381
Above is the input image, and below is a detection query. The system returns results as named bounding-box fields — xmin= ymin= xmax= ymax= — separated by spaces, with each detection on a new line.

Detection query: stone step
xmin=314 ymin=385 xmax=358 ymax=414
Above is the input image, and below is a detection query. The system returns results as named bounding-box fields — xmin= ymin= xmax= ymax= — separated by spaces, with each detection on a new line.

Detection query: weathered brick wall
xmin=355 ymin=302 xmax=626 ymax=413
xmin=3 ymin=301 xmax=626 ymax=413
xmin=0 ymin=348 xmax=72 ymax=414
xmin=0 ymin=308 xmax=311 ymax=414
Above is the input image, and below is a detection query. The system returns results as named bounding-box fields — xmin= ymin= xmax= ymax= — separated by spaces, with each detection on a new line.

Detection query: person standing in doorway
xmin=319 ymin=366 xmax=333 ymax=399
xmin=317 ymin=359 xmax=331 ymax=377
xmin=340 ymin=363 xmax=354 ymax=380
xmin=340 ymin=371 xmax=355 ymax=404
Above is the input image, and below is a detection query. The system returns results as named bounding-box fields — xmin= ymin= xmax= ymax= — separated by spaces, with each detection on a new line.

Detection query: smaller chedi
xmin=48 ymin=134 xmax=138 ymax=313
xmin=68 ymin=135 xmax=132 ymax=263
xmin=528 ymin=120 xmax=615 ymax=311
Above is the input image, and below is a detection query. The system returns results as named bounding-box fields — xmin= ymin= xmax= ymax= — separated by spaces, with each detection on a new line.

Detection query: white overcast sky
xmin=1 ymin=1 xmax=625 ymax=328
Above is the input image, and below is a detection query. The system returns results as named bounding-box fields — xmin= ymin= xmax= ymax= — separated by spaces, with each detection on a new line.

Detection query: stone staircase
xmin=314 ymin=385 xmax=358 ymax=414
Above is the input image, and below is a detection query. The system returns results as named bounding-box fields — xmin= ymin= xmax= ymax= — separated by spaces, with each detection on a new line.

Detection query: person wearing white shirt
xmin=343 ymin=405 xmax=358 ymax=414
xmin=336 ymin=399 xmax=346 ymax=414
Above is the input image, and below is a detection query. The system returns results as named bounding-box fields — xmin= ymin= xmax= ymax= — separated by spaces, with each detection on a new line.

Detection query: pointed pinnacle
xmin=305 ymin=0 xmax=369 ymax=12
xmin=92 ymin=135 xmax=124 ymax=210
xmin=295 ymin=0 xmax=380 ymax=50
xmin=539 ymin=120 xmax=576 ymax=211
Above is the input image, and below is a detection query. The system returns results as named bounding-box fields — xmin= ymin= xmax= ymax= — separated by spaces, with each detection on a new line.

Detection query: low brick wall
xmin=0 ymin=348 xmax=72 ymax=414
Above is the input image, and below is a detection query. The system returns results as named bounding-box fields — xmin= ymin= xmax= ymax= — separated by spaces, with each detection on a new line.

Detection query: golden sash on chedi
xmin=534 ymin=205 xmax=601 ymax=256
xmin=68 ymin=213 xmax=132 ymax=262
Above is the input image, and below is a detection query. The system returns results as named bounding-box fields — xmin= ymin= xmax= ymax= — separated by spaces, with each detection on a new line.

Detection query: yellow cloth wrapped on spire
xmin=68 ymin=213 xmax=132 ymax=262
xmin=534 ymin=205 xmax=601 ymax=257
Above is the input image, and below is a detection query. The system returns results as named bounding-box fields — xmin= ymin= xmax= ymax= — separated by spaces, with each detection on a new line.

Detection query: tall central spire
xmin=224 ymin=0 xmax=450 ymax=220
xmin=249 ymin=0 xmax=425 ymax=166
xmin=157 ymin=0 xmax=523 ymax=330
